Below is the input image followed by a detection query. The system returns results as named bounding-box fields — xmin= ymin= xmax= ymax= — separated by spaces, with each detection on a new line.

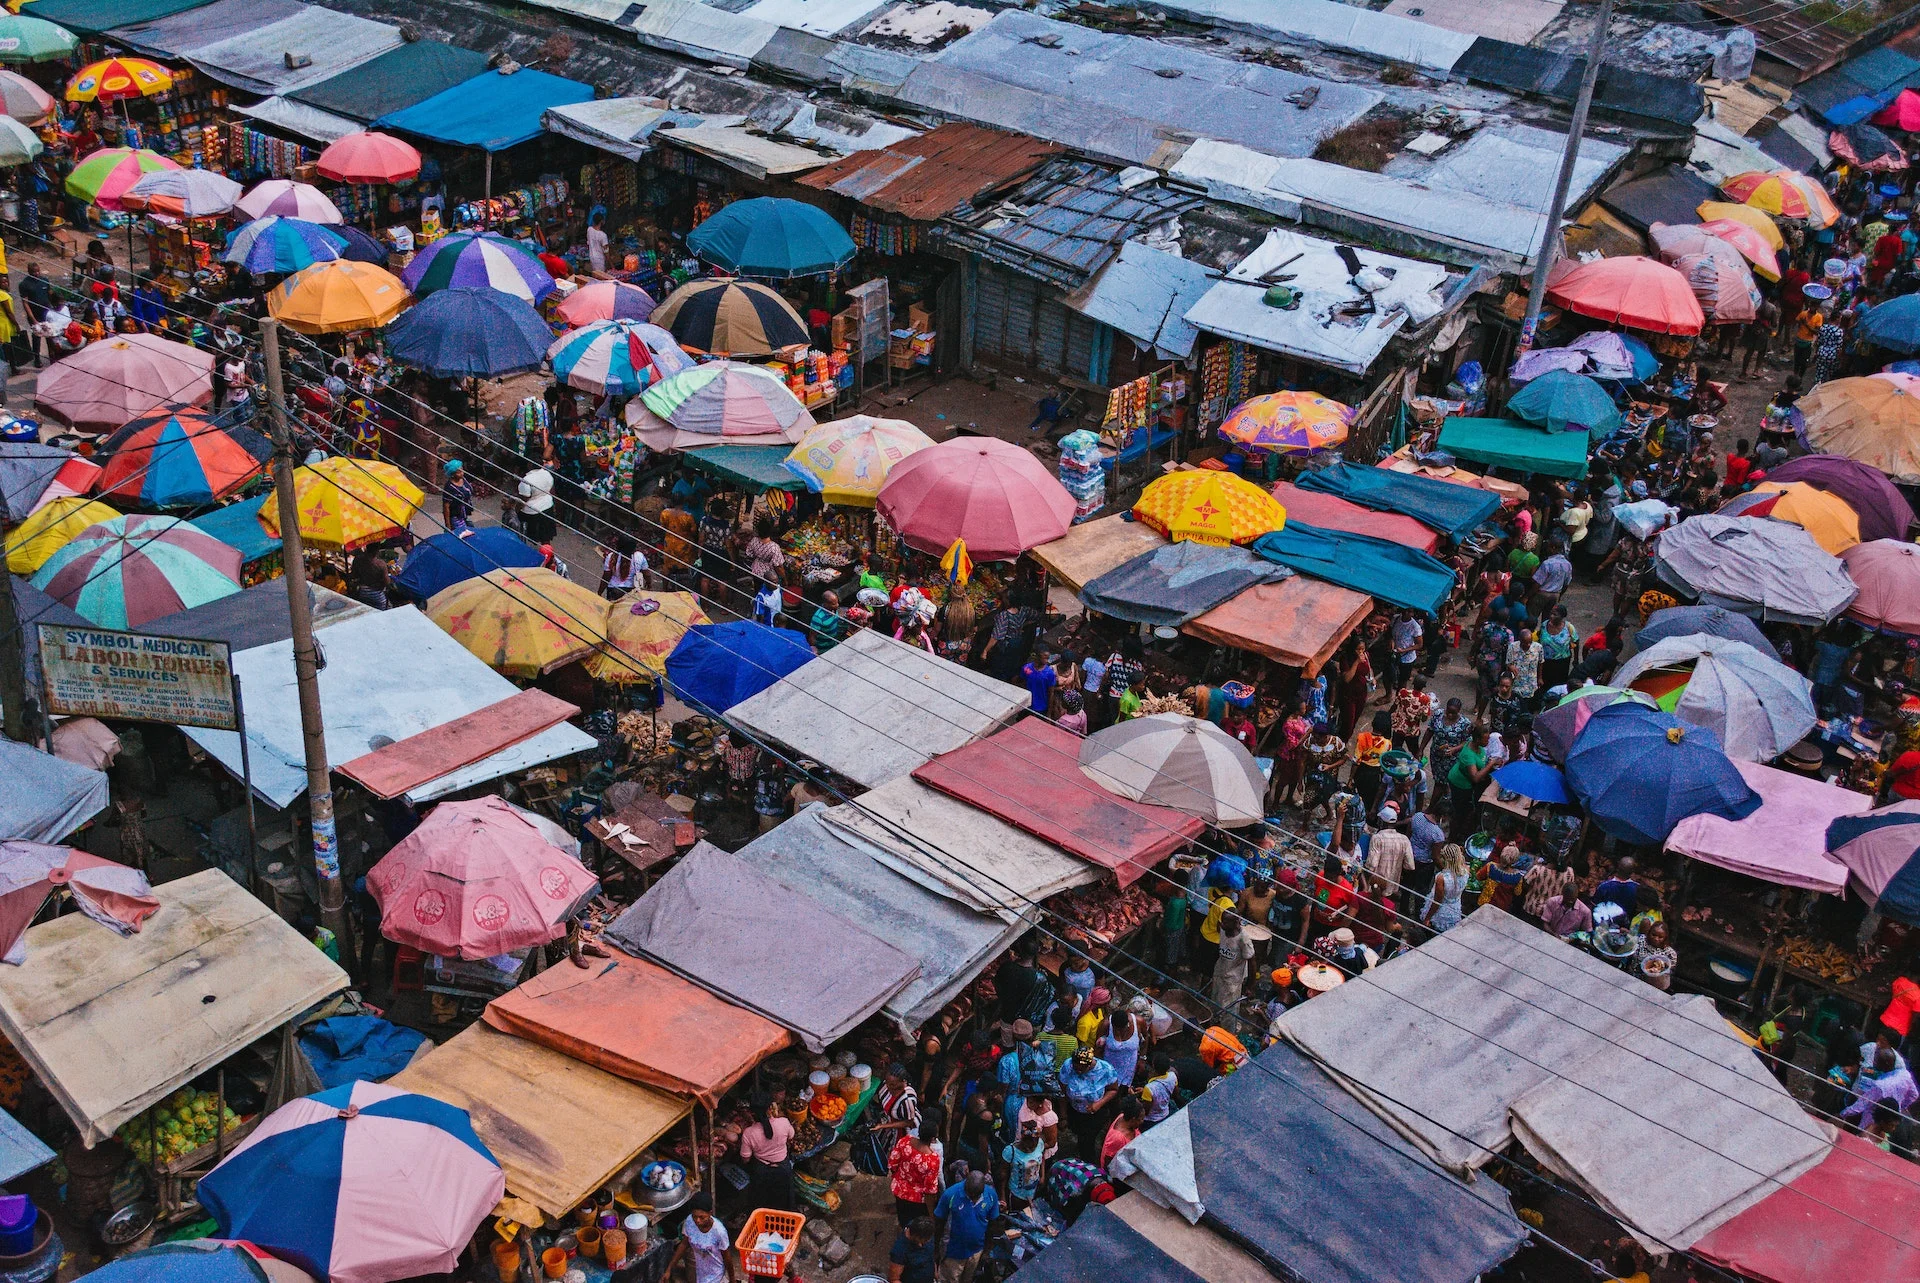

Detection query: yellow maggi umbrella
xmin=267 ymin=260 xmax=410 ymax=334
xmin=783 ymin=415 xmax=933 ymax=507
xmin=587 ymin=589 xmax=710 ymax=683
xmin=426 ymin=568 xmax=608 ymax=678
xmin=3 ymin=496 xmax=117 ymax=572
xmin=1132 ymin=471 xmax=1287 ymax=546
xmin=259 ymin=458 xmax=422 ymax=550
xmin=1695 ymin=202 xmax=1786 ymax=249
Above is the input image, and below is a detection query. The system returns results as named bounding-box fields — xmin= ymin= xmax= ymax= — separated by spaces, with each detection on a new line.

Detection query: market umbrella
xmin=0 ymin=69 xmax=51 ymax=123
xmin=1825 ymin=801 xmax=1920 ymax=924
xmin=1505 ymin=369 xmax=1622 ymax=436
xmin=0 ymin=442 xmax=67 ymax=522
xmin=1543 ymin=256 xmax=1706 ymax=335
xmin=0 ymin=840 xmax=157 ymax=962
xmin=259 ymin=458 xmax=422 ymax=550
xmin=122 ymin=167 xmax=240 ymax=219
xmin=1798 ymin=372 xmax=1920 ymax=478
xmin=31 ymin=513 xmax=241 ymax=628
xmin=2 ymin=495 xmax=117 ymax=573
xmin=639 ymin=360 xmax=813 ymax=438
xmin=65 ymin=146 xmax=178 ymax=210
xmin=1765 ymin=454 xmax=1915 ymax=542
xmin=198 ymin=1081 xmax=504 ymax=1283
xmin=384 ymin=287 xmax=553 ymax=378
xmin=1491 ymin=760 xmax=1571 ymax=804
xmin=97 ymin=407 xmax=270 ymax=507
xmin=366 ymin=796 xmax=597 ymax=959
xmin=1858 ymin=294 xmax=1920 ymax=354
xmin=0 ymin=16 xmax=73 ymax=62
xmin=30 ymin=453 xmax=102 ymax=512
xmin=82 ymin=1238 xmax=316 ymax=1283
xmin=424 ymin=567 xmax=608 ymax=677
xmin=546 ymin=319 xmax=691 ymax=396
xmin=0 ymin=116 xmax=38 ymax=166
xmin=1673 ymin=248 xmax=1759 ymax=323
xmin=1569 ymin=329 xmax=1654 ymax=379
xmin=66 ymin=57 xmax=171 ymax=103
xmin=1697 ymin=217 xmax=1782 ymax=281
xmin=235 ymin=179 xmax=341 ymax=224
xmin=782 ymin=415 xmax=933 ymax=507
xmin=553 ymin=280 xmax=654 ymax=326
xmin=1656 ymin=513 xmax=1858 ymax=626
xmin=621 ymin=401 xmax=800 ymax=453
xmin=401 ymin=231 xmax=553 ymax=305
xmin=329 ymin=224 xmax=387 ymax=265
xmin=315 ymin=130 xmax=419 ymax=185
xmin=1508 ymin=347 xmax=1590 ymax=383
xmin=649 ymin=278 xmax=807 ymax=356
xmin=1132 ymin=470 xmax=1288 ymax=546
xmin=222 ymin=216 xmax=346 ymax=275
xmin=1613 ymin=634 xmax=1816 ymax=762
xmin=1695 ymin=201 xmax=1785 ymax=248
xmin=1842 ymin=539 xmax=1920 ymax=635
xmin=36 ymin=334 xmax=212 ymax=432
xmin=587 ymin=589 xmax=710 ymax=684
xmin=390 ymin=526 xmax=541 ymax=602
xmin=1562 ymin=701 xmax=1760 ymax=844
xmin=878 ymin=436 xmax=1076 ymax=561
xmin=1829 ymin=122 xmax=1907 ymax=172
xmin=1531 ymin=686 xmax=1657 ymax=766
xmin=1634 ymin=604 xmax=1781 ymax=660
xmin=1718 ymin=170 xmax=1839 ymax=227
xmin=665 ymin=619 xmax=813 ymax=715
xmin=1718 ymin=480 xmax=1861 ymax=555
xmin=1078 ymin=712 xmax=1265 ymax=827
xmin=1218 ymin=390 xmax=1353 ymax=452
xmin=686 ymin=198 xmax=855 ymax=278
xmin=1877 ymin=88 xmax=1920 ymax=131
xmin=267 ymin=260 xmax=410 ymax=334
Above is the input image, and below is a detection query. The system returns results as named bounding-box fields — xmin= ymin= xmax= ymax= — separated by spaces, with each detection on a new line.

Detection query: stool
xmin=392 ymin=946 xmax=426 ymax=993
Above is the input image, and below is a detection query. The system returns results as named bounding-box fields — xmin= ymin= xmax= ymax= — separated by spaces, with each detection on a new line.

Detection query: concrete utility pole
xmin=1517 ymin=0 xmax=1618 ymax=355
xmin=260 ymin=318 xmax=351 ymax=949
xmin=0 ymin=575 xmax=31 ymax=742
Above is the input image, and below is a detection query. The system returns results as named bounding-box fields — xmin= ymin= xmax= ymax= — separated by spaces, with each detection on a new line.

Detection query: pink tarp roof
xmin=1663 ymin=758 xmax=1870 ymax=894
xmin=1270 ymin=481 xmax=1440 ymax=553
xmin=911 ymin=719 xmax=1204 ymax=886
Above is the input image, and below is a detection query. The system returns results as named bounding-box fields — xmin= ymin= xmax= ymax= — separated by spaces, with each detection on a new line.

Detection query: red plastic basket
xmin=739 ymin=1209 xmax=806 ymax=1278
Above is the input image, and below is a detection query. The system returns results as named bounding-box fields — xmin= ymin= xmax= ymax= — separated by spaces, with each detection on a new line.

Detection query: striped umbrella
xmin=1719 ymin=170 xmax=1839 ymax=228
xmin=315 ymin=130 xmax=419 ymax=185
xmin=1079 ymin=713 xmax=1266 ymax=827
xmin=639 ymin=360 xmax=812 ymax=437
xmin=66 ymin=57 xmax=171 ymax=103
xmin=198 ymin=1082 xmax=503 ymax=1283
xmin=0 ymin=69 xmax=52 ymax=123
xmin=0 ymin=16 xmax=76 ymax=62
xmin=650 ymin=278 xmax=807 ymax=356
xmin=235 ymin=179 xmax=341 ymax=224
xmin=98 ymin=408 xmax=271 ymax=507
xmin=401 ymin=232 xmax=553 ymax=304
xmin=546 ymin=320 xmax=691 ymax=396
xmin=259 ymin=458 xmax=422 ymax=550
xmin=1219 ymin=391 xmax=1354 ymax=453
xmin=425 ymin=567 xmax=609 ymax=677
xmin=223 ymin=217 xmax=346 ymax=274
xmin=31 ymin=513 xmax=241 ymax=629
xmin=553 ymin=280 xmax=655 ymax=326
xmin=123 ymin=168 xmax=241 ymax=218
xmin=65 ymin=147 xmax=179 ymax=211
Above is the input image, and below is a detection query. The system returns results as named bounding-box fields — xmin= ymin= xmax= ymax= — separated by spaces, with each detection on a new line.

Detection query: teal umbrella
xmin=1505 ymin=369 xmax=1622 ymax=438
xmin=0 ymin=16 xmax=77 ymax=63
xmin=687 ymin=198 xmax=855 ymax=279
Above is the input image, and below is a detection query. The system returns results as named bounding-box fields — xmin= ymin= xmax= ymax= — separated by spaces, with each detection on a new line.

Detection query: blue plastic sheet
xmin=1293 ymin=460 xmax=1501 ymax=542
xmin=393 ymin=528 xmax=543 ymax=602
xmin=1004 ymin=1204 xmax=1207 ymax=1283
xmin=1251 ymin=521 xmax=1455 ymax=615
xmin=377 ymin=68 xmax=593 ymax=151
xmin=665 ymin=621 xmax=813 ymax=715
xmin=298 ymin=1015 xmax=429 ymax=1088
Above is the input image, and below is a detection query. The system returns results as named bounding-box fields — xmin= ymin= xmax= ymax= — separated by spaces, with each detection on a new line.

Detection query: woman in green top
xmin=1447 ymin=723 xmax=1493 ymax=836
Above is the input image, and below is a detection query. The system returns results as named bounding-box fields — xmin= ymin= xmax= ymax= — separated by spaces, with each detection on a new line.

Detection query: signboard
xmin=36 ymin=625 xmax=238 ymax=731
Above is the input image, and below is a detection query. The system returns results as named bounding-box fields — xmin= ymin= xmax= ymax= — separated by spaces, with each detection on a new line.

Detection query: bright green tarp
xmin=1437 ymin=418 xmax=1591 ymax=481
xmin=681 ymin=445 xmax=804 ymax=493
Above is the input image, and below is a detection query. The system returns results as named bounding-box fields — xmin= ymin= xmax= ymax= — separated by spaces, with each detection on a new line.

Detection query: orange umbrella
xmin=1544 ymin=256 xmax=1705 ymax=335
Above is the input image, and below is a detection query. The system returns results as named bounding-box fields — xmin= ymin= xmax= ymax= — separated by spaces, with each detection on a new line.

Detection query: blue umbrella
xmin=1505 ymin=369 xmax=1622 ymax=437
xmin=1859 ymin=294 xmax=1920 ymax=354
xmin=1634 ymin=604 xmax=1781 ymax=662
xmin=331 ymin=223 xmax=388 ymax=265
xmin=1619 ymin=333 xmax=1659 ymax=381
xmin=223 ymin=216 xmax=346 ymax=275
xmin=79 ymin=1240 xmax=297 ymax=1283
xmin=1562 ymin=702 xmax=1760 ymax=845
xmin=384 ymin=287 xmax=554 ymax=378
xmin=393 ymin=526 xmax=542 ymax=601
xmin=1492 ymin=760 xmax=1571 ymax=804
xmin=686 ymin=197 xmax=855 ymax=278
xmin=1887 ymin=360 xmax=1920 ymax=376
xmin=665 ymin=620 xmax=812 ymax=715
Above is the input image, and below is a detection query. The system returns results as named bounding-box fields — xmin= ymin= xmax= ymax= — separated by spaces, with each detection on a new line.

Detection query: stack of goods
xmin=614 ymin=712 xmax=675 ymax=760
xmin=1056 ymin=429 xmax=1106 ymax=521
xmin=230 ymin=123 xmax=312 ymax=178
xmin=508 ymin=396 xmax=549 ymax=456
xmin=1198 ymin=342 xmax=1253 ymax=432
xmin=1054 ymin=881 xmax=1159 ymax=945
xmin=117 ymin=1086 xmax=244 ymax=1167
xmin=768 ymin=351 xmax=851 ymax=406
xmin=849 ymin=212 xmax=919 ymax=255
xmin=579 ymin=160 xmax=638 ymax=214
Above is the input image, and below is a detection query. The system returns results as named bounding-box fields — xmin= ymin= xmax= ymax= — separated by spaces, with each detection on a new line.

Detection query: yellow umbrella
xmin=1725 ymin=481 xmax=1859 ymax=555
xmin=259 ymin=458 xmax=422 ymax=550
xmin=587 ymin=589 xmax=710 ymax=684
xmin=266 ymin=260 xmax=410 ymax=334
xmin=783 ymin=415 xmax=934 ymax=507
xmin=3 ymin=496 xmax=117 ymax=573
xmin=1132 ymin=471 xmax=1287 ymax=546
xmin=426 ymin=568 xmax=608 ymax=678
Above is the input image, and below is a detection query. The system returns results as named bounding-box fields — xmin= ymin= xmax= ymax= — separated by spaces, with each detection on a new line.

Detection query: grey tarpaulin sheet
xmin=606 ymin=841 xmax=920 ymax=1052
xmin=1080 ymin=541 xmax=1290 ymax=628
xmin=106 ymin=0 xmax=303 ymax=56
xmin=733 ymin=804 xmax=1020 ymax=1034
xmin=1001 ymin=1204 xmax=1208 ymax=1283
xmin=1111 ymin=1042 xmax=1526 ymax=1283
xmin=0 ymin=739 xmax=108 ymax=844
xmin=1276 ymin=908 xmax=1833 ymax=1251
xmin=0 ymin=445 xmax=68 ymax=523
xmin=11 ymin=576 xmax=85 ymax=701
xmin=725 ymin=628 xmax=1027 ymax=790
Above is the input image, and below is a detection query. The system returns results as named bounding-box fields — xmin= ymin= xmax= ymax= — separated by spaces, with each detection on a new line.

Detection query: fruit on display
xmin=116 ymin=1087 xmax=243 ymax=1166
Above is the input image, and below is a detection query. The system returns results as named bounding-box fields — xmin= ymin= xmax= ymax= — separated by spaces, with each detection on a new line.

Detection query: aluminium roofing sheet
xmin=1696 ymin=0 xmax=1851 ymax=76
xmin=105 ymin=0 xmax=303 ymax=56
xmin=185 ymin=7 xmax=402 ymax=95
xmin=1450 ymin=37 xmax=1704 ymax=127
xmin=797 ymin=122 xmax=1062 ymax=222
xmin=1599 ymin=165 xmax=1719 ymax=232
xmin=24 ymin=0 xmax=213 ymax=37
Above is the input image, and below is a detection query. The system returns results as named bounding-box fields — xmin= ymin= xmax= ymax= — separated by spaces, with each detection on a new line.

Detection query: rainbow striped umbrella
xmin=65 ymin=147 xmax=179 ymax=211
xmin=401 ymin=232 xmax=553 ymax=304
xmin=546 ymin=320 xmax=691 ymax=397
xmin=639 ymin=360 xmax=812 ymax=437
xmin=1219 ymin=391 xmax=1354 ymax=453
xmin=30 ymin=513 xmax=241 ymax=628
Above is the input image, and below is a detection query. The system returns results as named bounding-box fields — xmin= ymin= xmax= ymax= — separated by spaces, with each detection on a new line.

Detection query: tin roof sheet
xmin=797 ymin=122 xmax=1061 ymax=221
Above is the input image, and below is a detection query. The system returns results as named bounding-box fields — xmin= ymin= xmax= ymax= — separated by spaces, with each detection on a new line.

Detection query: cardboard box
xmin=907 ymin=303 xmax=931 ymax=331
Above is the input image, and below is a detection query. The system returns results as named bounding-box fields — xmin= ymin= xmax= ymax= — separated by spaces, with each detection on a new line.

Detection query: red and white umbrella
xmin=316 ymin=131 xmax=420 ymax=185
xmin=0 ymin=841 xmax=159 ymax=963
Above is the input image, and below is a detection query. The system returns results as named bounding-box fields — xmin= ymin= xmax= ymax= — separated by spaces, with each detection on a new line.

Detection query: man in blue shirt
xmin=934 ymin=1170 xmax=999 ymax=1283
xmin=1405 ymin=795 xmax=1448 ymax=913
xmin=1058 ymin=1046 xmax=1121 ymax=1162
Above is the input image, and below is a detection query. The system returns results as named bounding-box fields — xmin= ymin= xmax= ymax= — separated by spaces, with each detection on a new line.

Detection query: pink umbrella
xmin=1698 ymin=218 xmax=1782 ymax=281
xmin=315 ymin=131 xmax=420 ymax=185
xmin=0 ymin=841 xmax=159 ymax=963
xmin=36 ymin=334 xmax=213 ymax=432
xmin=366 ymin=796 xmax=598 ymax=959
xmin=1843 ymin=539 xmax=1920 ymax=635
xmin=0 ymin=70 xmax=54 ymax=124
xmin=554 ymin=280 xmax=656 ymax=326
xmin=876 ymin=436 xmax=1075 ymax=562
xmin=235 ymin=179 xmax=341 ymax=224
xmin=1675 ymin=250 xmax=1758 ymax=322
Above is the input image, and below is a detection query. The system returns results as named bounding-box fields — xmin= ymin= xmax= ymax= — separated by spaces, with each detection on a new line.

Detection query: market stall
xmin=681 ymin=443 xmax=807 ymax=494
xmin=1251 ymin=523 xmax=1456 ymax=615
xmin=1181 ymin=577 xmax=1371 ymax=677
xmin=1268 ymin=480 xmax=1439 ymax=553
xmin=1295 ymin=459 xmax=1502 ymax=542
xmin=1080 ymin=543 xmax=1290 ymax=630
xmin=1376 ymin=446 xmax=1529 ymax=510
xmin=1029 ymin=512 xmax=1174 ymax=595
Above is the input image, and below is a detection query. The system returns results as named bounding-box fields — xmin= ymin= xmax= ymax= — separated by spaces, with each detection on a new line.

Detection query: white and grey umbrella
xmin=1654 ymin=514 xmax=1858 ymax=627
xmin=1612 ymin=633 xmax=1816 ymax=763
xmin=1078 ymin=712 xmax=1265 ymax=827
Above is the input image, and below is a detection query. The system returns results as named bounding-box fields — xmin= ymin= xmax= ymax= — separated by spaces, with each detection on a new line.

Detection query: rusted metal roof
xmin=796 ymin=122 xmax=1062 ymax=222
xmin=1699 ymin=0 xmax=1856 ymax=78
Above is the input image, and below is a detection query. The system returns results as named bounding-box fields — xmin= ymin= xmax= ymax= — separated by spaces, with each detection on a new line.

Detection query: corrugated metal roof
xmin=1066 ymin=241 xmax=1214 ymax=360
xmin=106 ymin=0 xmax=303 ymax=57
xmin=664 ymin=123 xmax=833 ymax=179
xmin=187 ymin=7 xmax=402 ymax=95
xmin=1149 ymin=0 xmax=1475 ymax=72
xmin=797 ymin=122 xmax=1061 ymax=221
xmin=1598 ymin=165 xmax=1718 ymax=232
xmin=1450 ymin=37 xmax=1704 ymax=130
xmin=1759 ymin=111 xmax=1832 ymax=170
xmin=1380 ymin=0 xmax=1563 ymax=46
xmin=631 ymin=0 xmax=776 ymax=67
xmin=288 ymin=39 xmax=489 ymax=122
xmin=733 ymin=0 xmax=891 ymax=37
xmin=1797 ymin=42 xmax=1920 ymax=124
xmin=1698 ymin=0 xmax=1853 ymax=78
xmin=234 ymin=94 xmax=360 ymax=142
xmin=544 ymin=97 xmax=678 ymax=161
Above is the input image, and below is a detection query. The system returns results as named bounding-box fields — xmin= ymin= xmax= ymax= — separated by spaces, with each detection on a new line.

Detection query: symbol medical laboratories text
xmin=36 ymin=625 xmax=240 ymax=731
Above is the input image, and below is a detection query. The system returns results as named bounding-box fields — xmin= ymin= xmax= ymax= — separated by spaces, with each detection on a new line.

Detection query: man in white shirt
xmin=586 ymin=212 xmax=609 ymax=274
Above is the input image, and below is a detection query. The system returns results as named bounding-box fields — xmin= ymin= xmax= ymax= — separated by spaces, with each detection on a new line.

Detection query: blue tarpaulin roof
xmin=377 ymin=68 xmax=594 ymax=151
xmin=1009 ymin=1205 xmax=1209 ymax=1283
xmin=1799 ymin=44 xmax=1920 ymax=125
xmin=187 ymin=497 xmax=280 ymax=563
xmin=1252 ymin=521 xmax=1456 ymax=615
xmin=290 ymin=39 xmax=489 ymax=122
xmin=1294 ymin=460 xmax=1502 ymax=542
